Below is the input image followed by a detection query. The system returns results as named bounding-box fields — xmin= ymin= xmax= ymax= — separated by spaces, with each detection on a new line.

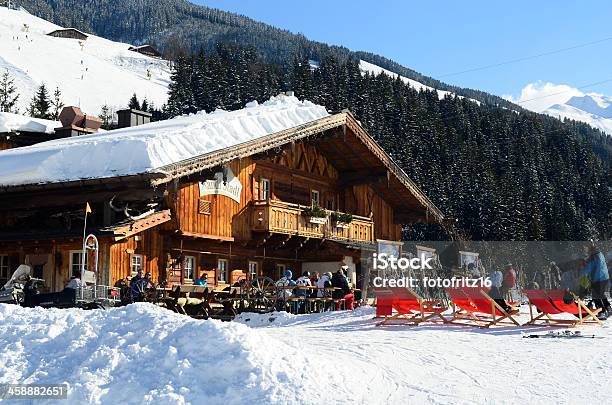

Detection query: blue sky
xmin=195 ymin=0 xmax=612 ymax=101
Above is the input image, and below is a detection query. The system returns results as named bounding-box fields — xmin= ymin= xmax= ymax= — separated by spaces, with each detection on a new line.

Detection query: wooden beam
xmin=338 ymin=169 xmax=389 ymax=188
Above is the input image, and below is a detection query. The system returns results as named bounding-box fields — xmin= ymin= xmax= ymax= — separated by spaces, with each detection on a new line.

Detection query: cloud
xmin=504 ymin=81 xmax=584 ymax=113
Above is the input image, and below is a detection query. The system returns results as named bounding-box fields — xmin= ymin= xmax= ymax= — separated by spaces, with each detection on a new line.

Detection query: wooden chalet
xmin=47 ymin=28 xmax=88 ymax=41
xmin=0 ymin=103 xmax=444 ymax=291
xmin=128 ymin=45 xmax=162 ymax=58
xmin=0 ymin=112 xmax=60 ymax=150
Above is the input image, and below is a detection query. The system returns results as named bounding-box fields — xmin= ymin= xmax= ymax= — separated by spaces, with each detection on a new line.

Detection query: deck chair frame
xmin=446 ymin=287 xmax=520 ymax=328
xmin=375 ymin=287 xmax=449 ymax=327
xmin=534 ymin=290 xmax=602 ymax=327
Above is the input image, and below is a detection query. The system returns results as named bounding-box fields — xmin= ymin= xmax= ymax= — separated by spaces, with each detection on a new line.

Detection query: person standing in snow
xmin=501 ymin=263 xmax=517 ymax=300
xmin=331 ymin=266 xmax=354 ymax=310
xmin=580 ymin=243 xmax=610 ymax=319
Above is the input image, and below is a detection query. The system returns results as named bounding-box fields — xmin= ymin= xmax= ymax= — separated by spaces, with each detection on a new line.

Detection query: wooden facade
xmin=0 ymin=112 xmax=444 ymax=290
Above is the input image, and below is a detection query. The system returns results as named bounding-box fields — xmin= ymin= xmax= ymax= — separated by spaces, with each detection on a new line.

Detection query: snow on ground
xmin=0 ymin=7 xmax=171 ymax=116
xmin=0 ymin=95 xmax=329 ymax=187
xmin=0 ymin=111 xmax=58 ymax=134
xmin=1 ymin=303 xmax=610 ymax=405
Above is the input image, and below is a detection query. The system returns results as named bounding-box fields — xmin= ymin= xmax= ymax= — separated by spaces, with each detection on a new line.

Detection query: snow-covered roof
xmin=0 ymin=95 xmax=329 ymax=187
xmin=0 ymin=112 xmax=59 ymax=134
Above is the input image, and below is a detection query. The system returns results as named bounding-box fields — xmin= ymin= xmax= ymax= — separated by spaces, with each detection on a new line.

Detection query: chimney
xmin=117 ymin=109 xmax=152 ymax=129
xmin=54 ymin=106 xmax=102 ymax=138
xmin=284 ymin=91 xmax=295 ymax=97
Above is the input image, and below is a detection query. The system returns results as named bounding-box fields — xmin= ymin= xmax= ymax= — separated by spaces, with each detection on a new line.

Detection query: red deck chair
xmin=446 ymin=287 xmax=520 ymax=328
xmin=545 ymin=290 xmax=602 ymax=326
xmin=374 ymin=287 xmax=448 ymax=326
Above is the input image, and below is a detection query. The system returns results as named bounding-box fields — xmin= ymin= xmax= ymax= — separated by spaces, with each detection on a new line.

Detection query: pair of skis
xmin=522 ymin=330 xmax=603 ymax=339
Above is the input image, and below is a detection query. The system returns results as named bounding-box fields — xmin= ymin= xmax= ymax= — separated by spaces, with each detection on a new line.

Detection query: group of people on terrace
xmin=275 ymin=264 xmax=356 ymax=312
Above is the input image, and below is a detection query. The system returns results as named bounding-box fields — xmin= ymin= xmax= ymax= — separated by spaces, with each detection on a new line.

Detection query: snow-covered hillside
xmin=0 ymin=6 xmax=171 ymax=116
xmin=1 ymin=303 xmax=610 ymax=404
xmin=359 ymin=60 xmax=452 ymax=99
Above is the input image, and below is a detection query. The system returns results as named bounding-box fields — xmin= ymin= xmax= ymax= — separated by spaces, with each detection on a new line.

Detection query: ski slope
xmin=1 ymin=303 xmax=610 ymax=404
xmin=0 ymin=6 xmax=171 ymax=116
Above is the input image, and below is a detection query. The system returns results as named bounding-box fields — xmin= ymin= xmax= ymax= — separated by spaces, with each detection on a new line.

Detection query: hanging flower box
xmin=307 ymin=216 xmax=327 ymax=224
xmin=302 ymin=204 xmax=327 ymax=224
xmin=330 ymin=211 xmax=353 ymax=228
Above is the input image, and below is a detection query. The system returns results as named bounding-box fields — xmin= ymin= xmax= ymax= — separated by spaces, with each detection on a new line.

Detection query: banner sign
xmin=199 ymin=167 xmax=242 ymax=203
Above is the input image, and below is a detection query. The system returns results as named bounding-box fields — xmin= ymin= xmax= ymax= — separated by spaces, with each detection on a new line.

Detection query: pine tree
xmin=28 ymin=83 xmax=51 ymax=119
xmin=128 ymin=93 xmax=141 ymax=110
xmin=49 ymin=87 xmax=64 ymax=120
xmin=141 ymin=97 xmax=149 ymax=112
xmin=0 ymin=70 xmax=19 ymax=113
xmin=99 ymin=104 xmax=113 ymax=129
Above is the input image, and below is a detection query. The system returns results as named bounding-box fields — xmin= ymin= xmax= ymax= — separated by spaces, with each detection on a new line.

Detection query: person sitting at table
xmin=294 ymin=271 xmax=312 ymax=313
xmin=275 ymin=269 xmax=296 ymax=300
xmin=309 ymin=272 xmax=320 ymax=297
xmin=194 ymin=273 xmax=208 ymax=286
xmin=331 ymin=266 xmax=354 ymax=310
xmin=65 ymin=270 xmax=84 ymax=290
xmin=316 ymin=272 xmax=332 ymax=298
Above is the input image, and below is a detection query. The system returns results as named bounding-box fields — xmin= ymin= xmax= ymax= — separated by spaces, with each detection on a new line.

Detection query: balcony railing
xmin=251 ymin=200 xmax=374 ymax=244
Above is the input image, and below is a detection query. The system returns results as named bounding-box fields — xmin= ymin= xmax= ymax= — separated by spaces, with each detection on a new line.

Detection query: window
xmin=311 ymin=189 xmax=320 ymax=206
xmin=184 ymin=256 xmax=195 ymax=281
xmin=276 ymin=263 xmax=286 ymax=279
xmin=70 ymin=250 xmax=87 ymax=276
xmin=131 ymin=254 xmax=143 ymax=276
xmin=217 ymin=258 xmax=228 ymax=283
xmin=0 ymin=255 xmax=9 ymax=282
xmin=261 ymin=178 xmax=271 ymax=200
xmin=326 ymin=196 xmax=335 ymax=210
xmin=248 ymin=261 xmax=258 ymax=276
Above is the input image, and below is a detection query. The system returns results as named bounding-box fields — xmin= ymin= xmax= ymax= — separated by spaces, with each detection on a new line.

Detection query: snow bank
xmin=0 ymin=112 xmax=58 ymax=134
xmin=0 ymin=303 xmax=349 ymax=404
xmin=0 ymin=95 xmax=329 ymax=187
xmin=1 ymin=303 xmax=611 ymax=404
xmin=0 ymin=7 xmax=171 ymax=115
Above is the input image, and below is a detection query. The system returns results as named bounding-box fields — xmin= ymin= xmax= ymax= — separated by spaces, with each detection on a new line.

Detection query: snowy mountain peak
xmin=507 ymin=82 xmax=612 ymax=136
xmin=0 ymin=6 xmax=171 ymax=116
xmin=565 ymin=94 xmax=612 ymax=119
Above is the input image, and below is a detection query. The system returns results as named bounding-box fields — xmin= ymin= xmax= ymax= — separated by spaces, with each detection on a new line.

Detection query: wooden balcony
xmin=251 ymin=200 xmax=374 ymax=244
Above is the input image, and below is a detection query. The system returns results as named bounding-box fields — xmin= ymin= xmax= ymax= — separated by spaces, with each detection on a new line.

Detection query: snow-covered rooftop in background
xmin=0 ymin=7 xmax=171 ymax=115
xmin=0 ymin=111 xmax=59 ymax=134
xmin=0 ymin=95 xmax=329 ymax=187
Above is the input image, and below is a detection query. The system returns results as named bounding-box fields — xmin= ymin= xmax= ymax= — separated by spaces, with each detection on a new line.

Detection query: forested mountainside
xmin=7 ymin=0 xmax=611 ymax=241
xmin=12 ymin=0 xmax=519 ymax=109
xmin=160 ymin=48 xmax=612 ymax=241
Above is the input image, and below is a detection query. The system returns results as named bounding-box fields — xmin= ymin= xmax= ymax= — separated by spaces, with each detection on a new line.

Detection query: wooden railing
xmin=251 ymin=200 xmax=374 ymax=243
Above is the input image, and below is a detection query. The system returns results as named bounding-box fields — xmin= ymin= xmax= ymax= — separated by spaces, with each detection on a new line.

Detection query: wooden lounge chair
xmin=446 ymin=287 xmax=520 ymax=328
xmin=374 ymin=287 xmax=448 ymax=326
xmin=544 ymin=290 xmax=601 ymax=326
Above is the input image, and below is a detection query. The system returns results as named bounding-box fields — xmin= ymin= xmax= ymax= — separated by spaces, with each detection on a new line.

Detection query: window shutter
xmin=198 ymin=199 xmax=211 ymax=215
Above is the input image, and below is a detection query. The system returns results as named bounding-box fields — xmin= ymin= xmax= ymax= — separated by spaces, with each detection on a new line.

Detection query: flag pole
xmin=81 ymin=203 xmax=91 ymax=288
